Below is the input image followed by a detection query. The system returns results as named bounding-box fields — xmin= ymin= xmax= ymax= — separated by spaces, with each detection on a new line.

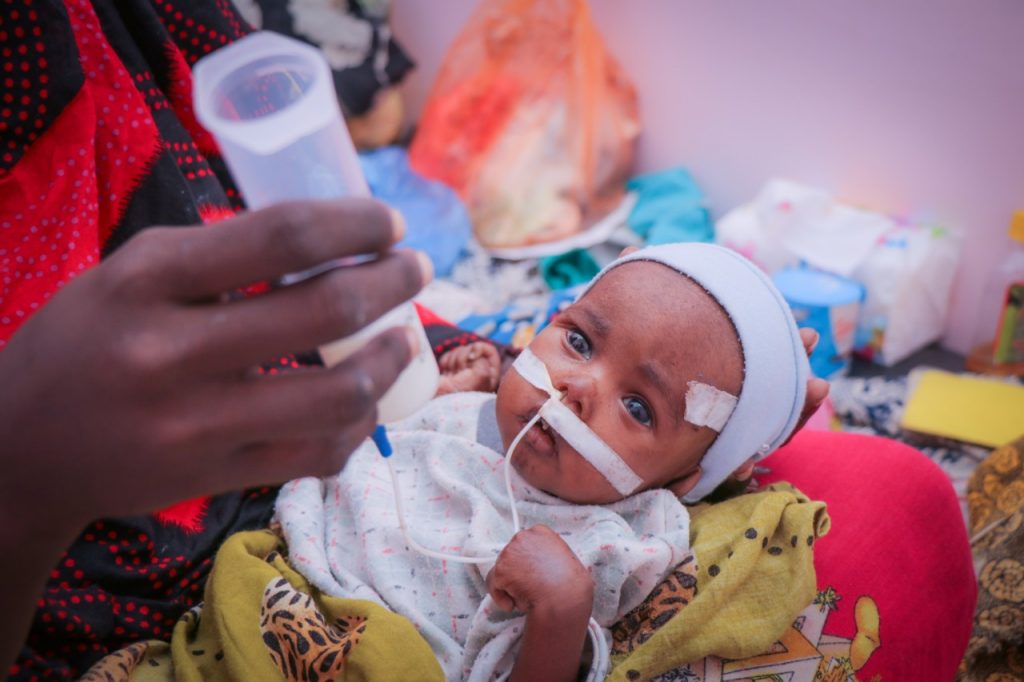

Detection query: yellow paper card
xmin=901 ymin=370 xmax=1024 ymax=447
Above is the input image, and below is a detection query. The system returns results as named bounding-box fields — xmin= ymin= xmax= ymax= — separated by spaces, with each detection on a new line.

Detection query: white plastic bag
xmin=408 ymin=0 xmax=639 ymax=251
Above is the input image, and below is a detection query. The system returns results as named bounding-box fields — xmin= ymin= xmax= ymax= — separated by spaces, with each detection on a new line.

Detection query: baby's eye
xmin=624 ymin=397 xmax=653 ymax=427
xmin=566 ymin=329 xmax=591 ymax=358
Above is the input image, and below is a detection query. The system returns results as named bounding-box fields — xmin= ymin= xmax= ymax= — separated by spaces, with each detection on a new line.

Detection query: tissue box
xmin=717 ymin=180 xmax=961 ymax=366
xmin=851 ymin=224 xmax=961 ymax=365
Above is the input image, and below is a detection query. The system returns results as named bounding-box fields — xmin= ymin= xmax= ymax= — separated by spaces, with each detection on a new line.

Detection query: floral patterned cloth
xmin=959 ymin=435 xmax=1024 ymax=682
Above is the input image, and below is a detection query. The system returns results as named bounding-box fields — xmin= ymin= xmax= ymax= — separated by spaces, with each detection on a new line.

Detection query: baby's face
xmin=495 ymin=261 xmax=744 ymax=504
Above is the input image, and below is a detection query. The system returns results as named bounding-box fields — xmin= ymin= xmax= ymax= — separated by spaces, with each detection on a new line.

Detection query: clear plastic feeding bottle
xmin=966 ymin=210 xmax=1024 ymax=377
xmin=193 ymin=31 xmax=439 ymax=421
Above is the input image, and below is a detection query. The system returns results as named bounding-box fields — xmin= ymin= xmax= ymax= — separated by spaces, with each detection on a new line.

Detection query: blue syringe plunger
xmin=372 ymin=424 xmax=393 ymax=457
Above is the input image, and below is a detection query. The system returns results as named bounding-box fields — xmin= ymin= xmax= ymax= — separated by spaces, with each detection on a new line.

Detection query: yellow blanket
xmin=608 ymin=482 xmax=830 ymax=681
xmin=81 ymin=529 xmax=443 ymax=682
xmin=83 ymin=483 xmax=827 ymax=681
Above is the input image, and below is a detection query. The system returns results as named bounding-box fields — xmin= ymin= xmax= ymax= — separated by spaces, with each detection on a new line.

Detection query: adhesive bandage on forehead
xmin=511 ymin=348 xmax=644 ymax=497
xmin=684 ymin=381 xmax=738 ymax=432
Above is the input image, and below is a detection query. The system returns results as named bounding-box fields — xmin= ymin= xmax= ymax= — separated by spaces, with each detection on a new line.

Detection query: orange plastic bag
xmin=409 ymin=0 xmax=639 ymax=251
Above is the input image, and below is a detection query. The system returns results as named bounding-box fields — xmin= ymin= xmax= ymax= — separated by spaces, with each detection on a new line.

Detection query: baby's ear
xmin=618 ymin=246 xmax=640 ymax=258
xmin=666 ymin=466 xmax=702 ymax=498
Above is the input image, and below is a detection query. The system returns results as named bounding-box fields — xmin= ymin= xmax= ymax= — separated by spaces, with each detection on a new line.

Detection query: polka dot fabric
xmin=0 ymin=0 xmax=129 ymax=349
xmin=0 ymin=1 xmax=80 ymax=173
xmin=416 ymin=302 xmax=512 ymax=362
xmin=0 ymin=0 xmax=250 ymax=348
xmin=12 ymin=490 xmax=276 ymax=680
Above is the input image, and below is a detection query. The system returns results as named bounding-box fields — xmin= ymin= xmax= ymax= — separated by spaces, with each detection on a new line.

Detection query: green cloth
xmin=81 ymin=530 xmax=444 ymax=682
xmin=608 ymin=482 xmax=830 ymax=681
xmin=539 ymin=248 xmax=601 ymax=289
xmin=626 ymin=167 xmax=713 ymax=245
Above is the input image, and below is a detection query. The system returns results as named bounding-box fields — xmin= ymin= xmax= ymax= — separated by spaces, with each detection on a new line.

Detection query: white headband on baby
xmin=579 ymin=243 xmax=809 ymax=503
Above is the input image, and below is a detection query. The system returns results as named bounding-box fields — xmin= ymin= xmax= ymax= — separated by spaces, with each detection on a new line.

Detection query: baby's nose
xmin=555 ymin=372 xmax=597 ymax=421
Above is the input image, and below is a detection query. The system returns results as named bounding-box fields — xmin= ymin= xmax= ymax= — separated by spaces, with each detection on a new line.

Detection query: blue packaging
xmin=360 ymin=146 xmax=472 ymax=277
xmin=773 ymin=267 xmax=865 ymax=379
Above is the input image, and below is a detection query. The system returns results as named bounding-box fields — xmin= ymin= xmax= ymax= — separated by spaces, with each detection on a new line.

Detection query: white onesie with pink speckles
xmin=275 ymin=391 xmax=691 ymax=682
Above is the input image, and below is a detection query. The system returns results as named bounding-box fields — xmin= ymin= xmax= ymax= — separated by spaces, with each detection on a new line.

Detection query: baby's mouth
xmin=539 ymin=417 xmax=554 ymax=439
xmin=523 ymin=414 xmax=558 ymax=458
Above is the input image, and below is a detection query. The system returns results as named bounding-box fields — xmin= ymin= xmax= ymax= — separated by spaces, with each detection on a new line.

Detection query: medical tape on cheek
xmin=511 ymin=349 xmax=644 ymax=497
xmin=538 ymin=400 xmax=644 ymax=496
xmin=684 ymin=381 xmax=738 ymax=432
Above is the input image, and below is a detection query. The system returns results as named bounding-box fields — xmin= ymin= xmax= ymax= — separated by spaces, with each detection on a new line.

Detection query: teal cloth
xmin=539 ymin=248 xmax=601 ymax=290
xmin=626 ymin=168 xmax=713 ymax=245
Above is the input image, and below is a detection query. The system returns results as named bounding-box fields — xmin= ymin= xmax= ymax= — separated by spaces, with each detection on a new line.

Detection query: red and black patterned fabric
xmin=0 ymin=2 xmax=276 ymax=680
xmin=416 ymin=301 xmax=518 ymax=372
xmin=417 ymin=303 xmax=486 ymax=359
xmin=11 ymin=490 xmax=276 ymax=681
xmin=0 ymin=0 xmax=248 ymax=349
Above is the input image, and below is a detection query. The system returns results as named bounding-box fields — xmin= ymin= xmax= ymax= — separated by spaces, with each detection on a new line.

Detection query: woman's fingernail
xmin=416 ymin=251 xmax=434 ymax=286
xmin=390 ymin=208 xmax=406 ymax=242
xmin=809 ymin=331 xmax=820 ymax=353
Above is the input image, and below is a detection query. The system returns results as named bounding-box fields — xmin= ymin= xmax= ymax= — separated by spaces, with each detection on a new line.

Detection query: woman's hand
xmin=0 ymin=198 xmax=432 ymax=669
xmin=0 ymin=198 xmax=431 ymax=532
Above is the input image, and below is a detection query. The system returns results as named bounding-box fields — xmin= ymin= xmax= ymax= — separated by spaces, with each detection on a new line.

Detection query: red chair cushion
xmin=758 ymin=430 xmax=977 ymax=679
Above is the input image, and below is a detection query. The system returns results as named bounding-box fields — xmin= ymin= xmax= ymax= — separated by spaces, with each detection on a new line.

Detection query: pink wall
xmin=392 ymin=1 xmax=1024 ymax=354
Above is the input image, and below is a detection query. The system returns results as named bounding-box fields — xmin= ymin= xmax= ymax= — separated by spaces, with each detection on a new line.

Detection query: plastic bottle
xmin=192 ymin=32 xmax=439 ymax=421
xmin=966 ymin=211 xmax=1024 ymax=376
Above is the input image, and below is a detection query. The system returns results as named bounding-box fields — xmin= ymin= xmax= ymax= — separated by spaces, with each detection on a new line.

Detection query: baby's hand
xmin=439 ymin=341 xmax=499 ymax=375
xmin=486 ymin=525 xmax=594 ymax=619
xmin=436 ymin=341 xmax=500 ymax=395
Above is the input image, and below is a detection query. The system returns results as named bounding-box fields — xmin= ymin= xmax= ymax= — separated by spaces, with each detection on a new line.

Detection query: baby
xmin=276 ymin=243 xmax=810 ymax=681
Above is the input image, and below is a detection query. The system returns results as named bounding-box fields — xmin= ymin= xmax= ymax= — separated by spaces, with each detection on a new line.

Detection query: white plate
xmin=485 ymin=192 xmax=638 ymax=261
